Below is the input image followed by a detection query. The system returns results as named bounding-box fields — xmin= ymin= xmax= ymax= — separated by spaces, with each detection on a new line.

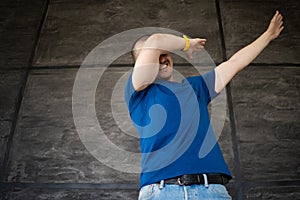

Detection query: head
xmin=131 ymin=35 xmax=174 ymax=81
xmin=131 ymin=35 xmax=150 ymax=61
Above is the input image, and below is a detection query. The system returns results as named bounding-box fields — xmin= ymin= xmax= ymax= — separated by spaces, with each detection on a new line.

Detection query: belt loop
xmin=159 ymin=180 xmax=165 ymax=189
xmin=197 ymin=174 xmax=201 ymax=184
xmin=203 ymin=174 xmax=209 ymax=188
xmin=183 ymin=185 xmax=188 ymax=200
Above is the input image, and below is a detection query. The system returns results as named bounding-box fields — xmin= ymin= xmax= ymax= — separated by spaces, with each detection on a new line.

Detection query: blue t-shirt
xmin=124 ymin=69 xmax=232 ymax=188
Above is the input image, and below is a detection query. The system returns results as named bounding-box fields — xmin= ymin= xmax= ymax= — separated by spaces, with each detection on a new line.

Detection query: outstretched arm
xmin=214 ymin=11 xmax=284 ymax=93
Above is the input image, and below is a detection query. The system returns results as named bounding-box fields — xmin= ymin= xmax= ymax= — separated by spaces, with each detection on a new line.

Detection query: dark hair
xmin=131 ymin=35 xmax=151 ymax=61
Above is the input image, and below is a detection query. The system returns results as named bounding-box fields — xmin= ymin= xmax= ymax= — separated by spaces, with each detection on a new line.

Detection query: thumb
xmin=185 ymin=49 xmax=193 ymax=59
xmin=189 ymin=53 xmax=193 ymax=59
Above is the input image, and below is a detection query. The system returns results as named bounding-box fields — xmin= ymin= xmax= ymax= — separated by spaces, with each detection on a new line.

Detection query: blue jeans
xmin=138 ymin=183 xmax=232 ymax=200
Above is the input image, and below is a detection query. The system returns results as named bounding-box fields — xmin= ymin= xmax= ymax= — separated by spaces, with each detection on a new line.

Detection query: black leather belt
xmin=157 ymin=173 xmax=230 ymax=186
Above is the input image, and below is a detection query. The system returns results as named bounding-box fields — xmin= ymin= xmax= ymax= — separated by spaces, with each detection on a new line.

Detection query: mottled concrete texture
xmin=231 ymin=66 xmax=300 ymax=182
xmin=0 ymin=70 xmax=25 ymax=170
xmin=33 ymin=0 xmax=223 ymax=66
xmin=243 ymin=185 xmax=300 ymax=200
xmin=1 ymin=188 xmax=139 ymax=200
xmin=0 ymin=0 xmax=45 ymax=69
xmin=0 ymin=0 xmax=299 ymax=199
xmin=220 ymin=0 xmax=300 ymax=64
xmin=6 ymin=69 xmax=139 ymax=184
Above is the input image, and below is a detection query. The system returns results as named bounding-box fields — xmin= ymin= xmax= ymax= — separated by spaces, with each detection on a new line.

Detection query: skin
xmin=132 ymin=11 xmax=284 ymax=93
xmin=157 ymin=54 xmax=173 ymax=81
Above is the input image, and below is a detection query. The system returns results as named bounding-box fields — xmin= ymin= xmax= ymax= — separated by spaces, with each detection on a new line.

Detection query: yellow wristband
xmin=182 ymin=35 xmax=190 ymax=51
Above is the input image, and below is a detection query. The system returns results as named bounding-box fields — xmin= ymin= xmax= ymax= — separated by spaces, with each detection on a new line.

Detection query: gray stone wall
xmin=0 ymin=0 xmax=299 ymax=199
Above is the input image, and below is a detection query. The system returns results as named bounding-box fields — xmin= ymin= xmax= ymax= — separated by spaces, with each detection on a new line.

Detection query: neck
xmin=158 ymin=75 xmax=174 ymax=82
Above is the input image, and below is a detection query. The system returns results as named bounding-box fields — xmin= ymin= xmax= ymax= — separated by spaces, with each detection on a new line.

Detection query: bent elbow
xmin=132 ymin=71 xmax=155 ymax=92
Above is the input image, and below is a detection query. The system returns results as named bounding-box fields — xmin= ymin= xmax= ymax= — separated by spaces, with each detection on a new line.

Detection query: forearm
xmin=228 ymin=31 xmax=272 ymax=72
xmin=144 ymin=33 xmax=186 ymax=52
xmin=214 ymin=11 xmax=283 ymax=93
xmin=133 ymin=34 xmax=188 ymax=91
xmin=215 ymin=31 xmax=273 ymax=93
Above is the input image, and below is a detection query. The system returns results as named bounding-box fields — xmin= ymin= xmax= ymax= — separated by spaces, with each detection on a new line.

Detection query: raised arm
xmin=214 ymin=11 xmax=284 ymax=93
xmin=132 ymin=34 xmax=206 ymax=91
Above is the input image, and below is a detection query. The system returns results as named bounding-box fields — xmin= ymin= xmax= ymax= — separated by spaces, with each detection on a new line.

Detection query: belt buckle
xmin=177 ymin=177 xmax=184 ymax=186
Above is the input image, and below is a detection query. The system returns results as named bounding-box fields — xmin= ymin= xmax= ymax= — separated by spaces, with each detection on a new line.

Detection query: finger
xmin=273 ymin=10 xmax=280 ymax=22
xmin=277 ymin=12 xmax=283 ymax=20
xmin=277 ymin=14 xmax=283 ymax=22
xmin=279 ymin=21 xmax=283 ymax=27
xmin=185 ymin=51 xmax=193 ymax=59
xmin=198 ymin=38 xmax=206 ymax=42
xmin=272 ymin=10 xmax=278 ymax=20
xmin=280 ymin=26 xmax=284 ymax=32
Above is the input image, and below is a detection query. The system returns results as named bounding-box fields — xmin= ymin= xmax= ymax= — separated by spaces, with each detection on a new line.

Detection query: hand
xmin=185 ymin=38 xmax=206 ymax=59
xmin=266 ymin=10 xmax=284 ymax=41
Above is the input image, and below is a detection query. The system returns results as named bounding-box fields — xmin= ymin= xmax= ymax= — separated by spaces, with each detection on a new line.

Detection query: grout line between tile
xmin=1 ymin=62 xmax=298 ymax=71
xmin=215 ymin=0 xmax=244 ymax=199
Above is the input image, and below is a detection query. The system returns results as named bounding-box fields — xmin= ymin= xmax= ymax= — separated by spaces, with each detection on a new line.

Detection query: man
xmin=125 ymin=11 xmax=283 ymax=199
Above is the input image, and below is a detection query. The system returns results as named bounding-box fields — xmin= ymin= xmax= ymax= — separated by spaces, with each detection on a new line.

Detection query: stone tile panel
xmin=0 ymin=0 xmax=45 ymax=69
xmin=220 ymin=0 xmax=300 ymax=64
xmin=33 ymin=0 xmax=223 ymax=66
xmin=244 ymin=185 xmax=300 ymax=200
xmin=6 ymin=68 xmax=139 ymax=183
xmin=0 ymin=70 xmax=25 ymax=172
xmin=231 ymin=66 xmax=300 ymax=181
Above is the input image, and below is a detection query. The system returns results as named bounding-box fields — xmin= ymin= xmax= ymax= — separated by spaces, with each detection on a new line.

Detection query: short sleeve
xmin=124 ymin=73 xmax=147 ymax=115
xmin=186 ymin=69 xmax=220 ymax=105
